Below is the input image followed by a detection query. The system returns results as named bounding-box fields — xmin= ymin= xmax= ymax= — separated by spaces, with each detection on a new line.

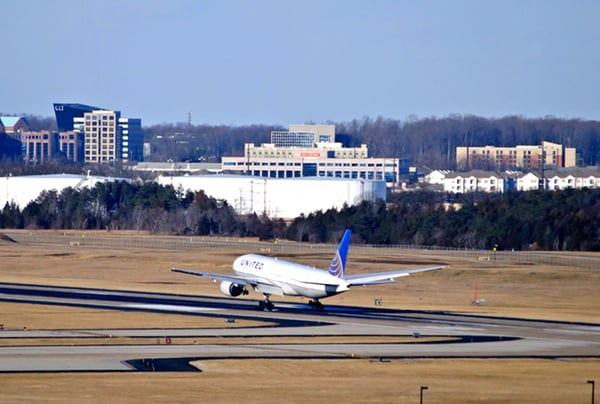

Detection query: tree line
xmin=1 ymin=182 xmax=599 ymax=251
xmin=4 ymin=114 xmax=599 ymax=172
xmin=144 ymin=115 xmax=600 ymax=168
xmin=288 ymin=190 xmax=600 ymax=251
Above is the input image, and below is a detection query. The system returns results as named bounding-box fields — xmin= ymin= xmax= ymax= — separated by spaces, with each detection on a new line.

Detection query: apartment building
xmin=435 ymin=167 xmax=600 ymax=193
xmin=456 ymin=141 xmax=576 ymax=171
xmin=443 ymin=170 xmax=509 ymax=193
xmin=542 ymin=168 xmax=600 ymax=190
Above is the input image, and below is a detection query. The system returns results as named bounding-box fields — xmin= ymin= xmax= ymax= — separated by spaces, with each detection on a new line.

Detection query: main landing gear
xmin=257 ymin=296 xmax=324 ymax=311
xmin=308 ymin=299 xmax=324 ymax=311
xmin=258 ymin=294 xmax=275 ymax=311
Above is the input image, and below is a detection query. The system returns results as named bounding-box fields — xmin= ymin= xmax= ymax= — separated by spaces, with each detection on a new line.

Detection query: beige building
xmin=222 ymin=124 xmax=400 ymax=186
xmin=456 ymin=141 xmax=576 ymax=171
xmin=288 ymin=124 xmax=335 ymax=143
xmin=8 ymin=130 xmax=84 ymax=164
xmin=18 ymin=131 xmax=59 ymax=163
xmin=243 ymin=142 xmax=368 ymax=160
xmin=83 ymin=110 xmax=121 ymax=163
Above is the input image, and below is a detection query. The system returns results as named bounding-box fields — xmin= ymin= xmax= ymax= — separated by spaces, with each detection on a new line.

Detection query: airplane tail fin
xmin=328 ymin=229 xmax=351 ymax=278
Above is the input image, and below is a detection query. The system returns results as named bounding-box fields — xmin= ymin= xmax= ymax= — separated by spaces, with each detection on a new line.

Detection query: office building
xmin=0 ymin=133 xmax=21 ymax=160
xmin=54 ymin=103 xmax=144 ymax=163
xmin=59 ymin=131 xmax=85 ymax=163
xmin=119 ymin=117 xmax=144 ymax=162
xmin=18 ymin=130 xmax=59 ymax=163
xmin=222 ymin=124 xmax=402 ymax=186
xmin=53 ymin=103 xmax=103 ymax=132
xmin=271 ymin=124 xmax=335 ymax=146
xmin=83 ymin=110 xmax=121 ymax=164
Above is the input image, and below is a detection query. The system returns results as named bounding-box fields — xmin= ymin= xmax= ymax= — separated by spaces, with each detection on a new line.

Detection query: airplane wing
xmin=344 ymin=265 xmax=445 ymax=286
xmin=171 ymin=267 xmax=285 ymax=295
xmin=171 ymin=268 xmax=255 ymax=286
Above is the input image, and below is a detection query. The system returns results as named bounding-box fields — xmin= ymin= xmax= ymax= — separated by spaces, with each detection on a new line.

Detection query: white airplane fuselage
xmin=172 ymin=229 xmax=445 ymax=310
xmin=233 ymin=253 xmax=349 ymax=299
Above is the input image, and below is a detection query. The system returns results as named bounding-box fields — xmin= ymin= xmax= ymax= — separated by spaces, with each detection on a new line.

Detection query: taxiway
xmin=0 ymin=282 xmax=598 ymax=372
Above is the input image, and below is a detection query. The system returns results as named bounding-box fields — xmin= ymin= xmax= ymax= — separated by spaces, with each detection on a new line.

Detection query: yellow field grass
xmin=0 ymin=234 xmax=598 ymax=403
xmin=0 ymin=360 xmax=598 ymax=404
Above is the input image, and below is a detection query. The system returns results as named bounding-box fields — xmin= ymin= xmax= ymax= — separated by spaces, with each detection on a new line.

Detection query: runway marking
xmin=121 ymin=303 xmax=222 ymax=312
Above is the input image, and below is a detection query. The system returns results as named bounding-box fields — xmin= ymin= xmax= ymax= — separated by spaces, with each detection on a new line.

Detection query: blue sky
xmin=2 ymin=0 xmax=599 ymax=126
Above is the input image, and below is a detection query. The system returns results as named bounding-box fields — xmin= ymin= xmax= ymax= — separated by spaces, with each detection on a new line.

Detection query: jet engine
xmin=220 ymin=281 xmax=246 ymax=297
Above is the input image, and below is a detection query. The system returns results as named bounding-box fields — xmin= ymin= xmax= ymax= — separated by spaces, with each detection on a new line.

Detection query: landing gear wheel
xmin=308 ymin=300 xmax=324 ymax=310
xmin=258 ymin=295 xmax=274 ymax=311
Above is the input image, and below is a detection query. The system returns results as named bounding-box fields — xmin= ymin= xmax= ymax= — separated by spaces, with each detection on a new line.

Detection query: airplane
xmin=172 ymin=229 xmax=445 ymax=311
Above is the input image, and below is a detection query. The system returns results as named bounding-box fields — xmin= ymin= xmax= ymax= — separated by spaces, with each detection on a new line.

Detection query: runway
xmin=0 ymin=282 xmax=598 ymax=372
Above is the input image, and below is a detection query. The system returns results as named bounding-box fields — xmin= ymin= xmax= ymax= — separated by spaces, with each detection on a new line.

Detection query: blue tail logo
xmin=328 ymin=230 xmax=351 ymax=278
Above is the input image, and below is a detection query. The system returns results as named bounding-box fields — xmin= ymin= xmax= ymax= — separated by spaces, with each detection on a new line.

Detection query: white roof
xmin=157 ymin=174 xmax=386 ymax=218
xmin=0 ymin=174 xmax=130 ymax=209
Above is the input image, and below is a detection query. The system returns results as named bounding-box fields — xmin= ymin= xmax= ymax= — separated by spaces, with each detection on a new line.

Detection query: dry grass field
xmin=0 ymin=232 xmax=598 ymax=403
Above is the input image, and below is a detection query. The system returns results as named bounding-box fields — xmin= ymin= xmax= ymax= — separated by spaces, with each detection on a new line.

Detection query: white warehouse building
xmin=157 ymin=175 xmax=386 ymax=219
xmin=0 ymin=174 xmax=131 ymax=209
